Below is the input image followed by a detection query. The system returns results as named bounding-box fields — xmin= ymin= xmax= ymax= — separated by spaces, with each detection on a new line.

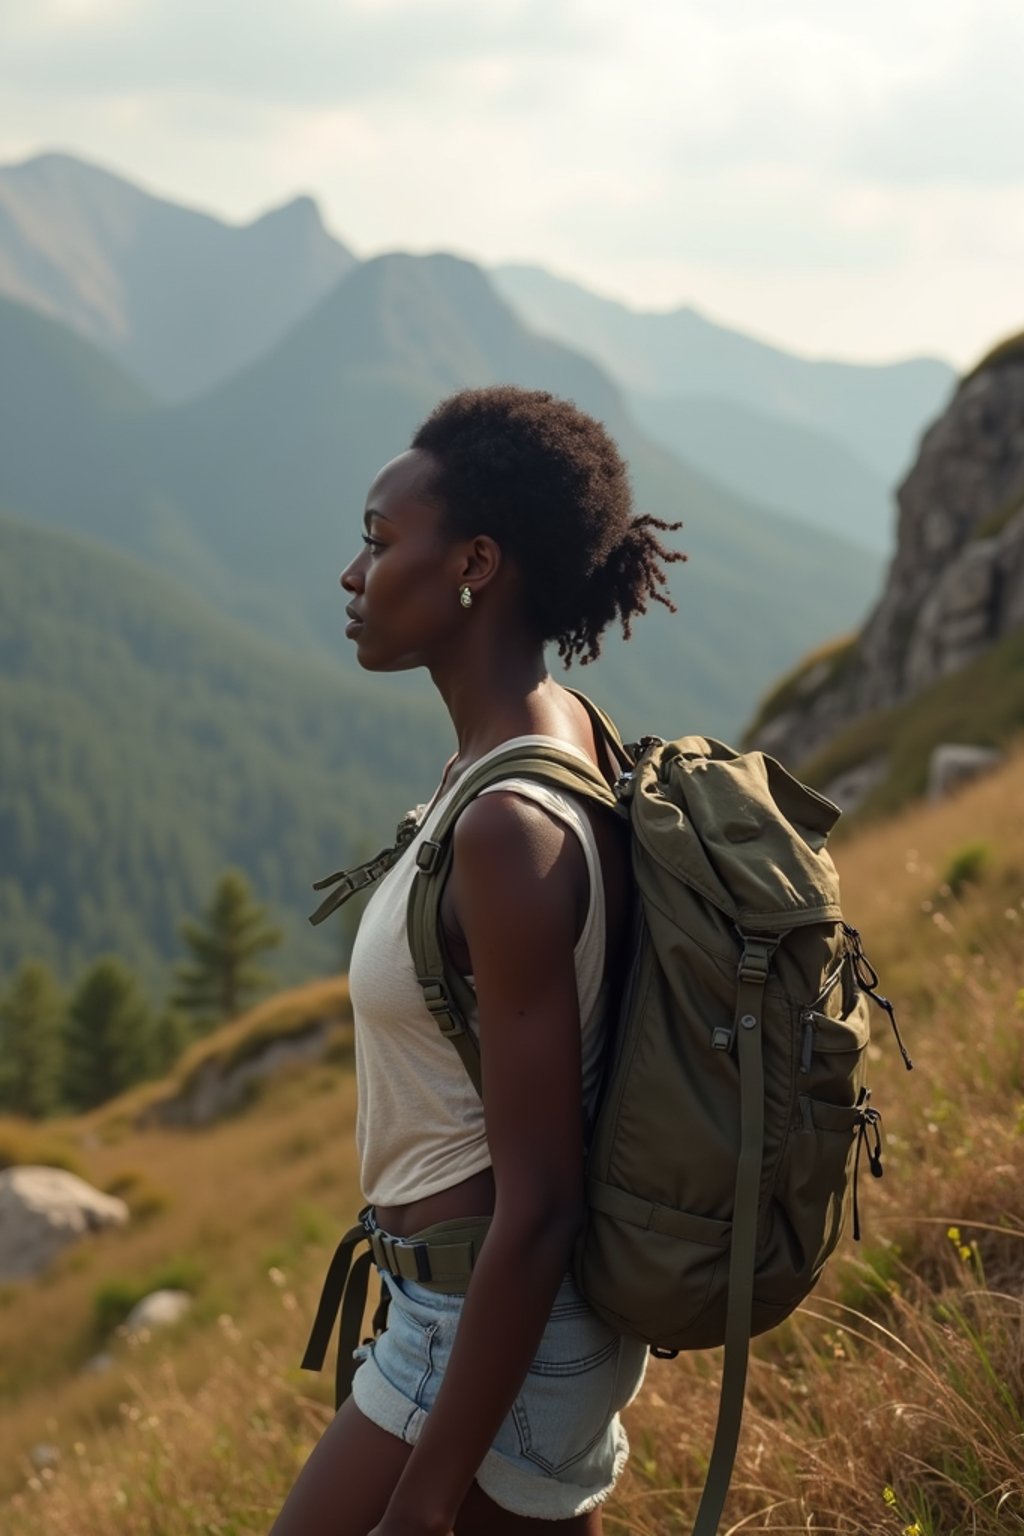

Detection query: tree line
xmin=0 ymin=871 xmax=282 ymax=1117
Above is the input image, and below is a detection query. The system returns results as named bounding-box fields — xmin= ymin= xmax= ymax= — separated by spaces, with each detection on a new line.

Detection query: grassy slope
xmin=2 ymin=751 xmax=1024 ymax=1532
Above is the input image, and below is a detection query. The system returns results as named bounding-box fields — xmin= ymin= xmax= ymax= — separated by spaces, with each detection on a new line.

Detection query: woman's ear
xmin=458 ymin=535 xmax=502 ymax=592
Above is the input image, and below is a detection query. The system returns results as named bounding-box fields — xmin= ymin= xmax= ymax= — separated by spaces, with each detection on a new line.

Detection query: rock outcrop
xmin=749 ymin=345 xmax=1024 ymax=779
xmin=139 ymin=1018 xmax=336 ymax=1128
xmin=0 ymin=1166 xmax=129 ymax=1281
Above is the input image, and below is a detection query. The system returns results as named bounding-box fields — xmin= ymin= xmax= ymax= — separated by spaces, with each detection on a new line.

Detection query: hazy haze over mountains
xmin=0 ymin=152 xmax=355 ymax=400
xmin=0 ymin=153 xmax=954 ymax=558
xmin=0 ymin=237 xmax=883 ymax=740
xmin=0 ymin=150 xmax=936 ymax=985
xmin=494 ymin=263 xmax=957 ymax=552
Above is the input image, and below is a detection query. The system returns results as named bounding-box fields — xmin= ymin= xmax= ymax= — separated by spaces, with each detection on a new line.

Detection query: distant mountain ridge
xmin=0 ymin=151 xmax=355 ymax=399
xmin=493 ymin=262 xmax=956 ymax=485
xmin=0 ymin=252 xmax=882 ymax=741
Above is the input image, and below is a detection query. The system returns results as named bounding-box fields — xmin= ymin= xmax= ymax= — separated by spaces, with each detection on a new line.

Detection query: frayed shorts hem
xmin=349 ymin=1271 xmax=647 ymax=1521
xmin=352 ymin=1361 xmax=631 ymax=1519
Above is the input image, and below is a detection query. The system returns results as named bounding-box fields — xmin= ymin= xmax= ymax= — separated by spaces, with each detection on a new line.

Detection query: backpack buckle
xmin=416 ymin=841 xmax=443 ymax=874
xmin=736 ymin=936 xmax=776 ymax=984
xmin=420 ymin=978 xmax=464 ymax=1037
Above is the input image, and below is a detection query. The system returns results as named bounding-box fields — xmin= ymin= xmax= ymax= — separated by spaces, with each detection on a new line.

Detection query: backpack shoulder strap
xmin=406 ymin=743 xmax=620 ymax=1097
xmin=564 ymin=688 xmax=635 ymax=776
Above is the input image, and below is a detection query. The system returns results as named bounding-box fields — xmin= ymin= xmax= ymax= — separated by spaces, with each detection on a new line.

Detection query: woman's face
xmin=340 ymin=448 xmax=467 ymax=671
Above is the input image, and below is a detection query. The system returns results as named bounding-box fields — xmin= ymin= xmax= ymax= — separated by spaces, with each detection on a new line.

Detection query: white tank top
xmin=348 ymin=735 xmax=610 ymax=1206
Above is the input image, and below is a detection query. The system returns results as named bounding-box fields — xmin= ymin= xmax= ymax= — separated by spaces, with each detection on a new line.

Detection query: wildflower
xmin=946 ymin=1226 xmax=972 ymax=1263
xmin=883 ymin=1485 xmax=898 ymax=1507
xmin=268 ymin=1266 xmax=287 ymax=1287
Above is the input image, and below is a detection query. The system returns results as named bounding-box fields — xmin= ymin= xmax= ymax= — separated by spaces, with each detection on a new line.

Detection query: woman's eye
xmin=361 ymin=533 xmax=384 ymax=554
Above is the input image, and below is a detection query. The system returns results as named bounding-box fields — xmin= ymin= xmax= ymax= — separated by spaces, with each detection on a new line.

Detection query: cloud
xmin=1 ymin=0 xmax=1022 ymax=362
xmin=0 ymin=0 xmax=586 ymax=104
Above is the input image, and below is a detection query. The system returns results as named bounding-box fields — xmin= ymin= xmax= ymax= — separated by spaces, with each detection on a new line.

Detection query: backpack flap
xmin=628 ymin=739 xmax=844 ymax=933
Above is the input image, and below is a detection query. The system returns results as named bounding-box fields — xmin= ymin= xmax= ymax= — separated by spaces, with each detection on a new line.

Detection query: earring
xmin=459 ymin=584 xmax=473 ymax=609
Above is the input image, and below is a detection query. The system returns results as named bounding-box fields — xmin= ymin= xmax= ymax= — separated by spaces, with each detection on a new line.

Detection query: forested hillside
xmin=0 ymin=512 xmax=449 ymax=990
xmin=0 ymin=260 xmax=882 ymax=740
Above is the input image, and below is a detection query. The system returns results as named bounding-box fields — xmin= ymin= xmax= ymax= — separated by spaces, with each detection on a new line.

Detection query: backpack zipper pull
xmin=843 ymin=924 xmax=914 ymax=1071
xmin=799 ymin=1010 xmax=815 ymax=1074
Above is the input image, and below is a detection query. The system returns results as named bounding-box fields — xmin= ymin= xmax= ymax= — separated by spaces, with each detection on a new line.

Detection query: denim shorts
xmin=351 ymin=1268 xmax=649 ymax=1520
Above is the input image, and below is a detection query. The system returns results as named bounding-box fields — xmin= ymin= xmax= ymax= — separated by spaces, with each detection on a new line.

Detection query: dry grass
xmin=2 ymin=764 xmax=1024 ymax=1533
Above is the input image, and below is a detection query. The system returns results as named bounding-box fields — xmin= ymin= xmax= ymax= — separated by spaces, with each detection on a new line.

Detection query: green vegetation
xmin=173 ymin=872 xmax=282 ymax=1029
xmin=91 ymin=1254 xmax=207 ymax=1340
xmin=63 ymin=958 xmax=157 ymax=1113
xmin=941 ymin=840 xmax=991 ymax=896
xmin=0 ymin=961 xmax=64 ymax=1118
xmin=2 ymin=755 xmax=1024 ymax=1531
xmin=797 ymin=624 xmax=1024 ymax=828
xmin=0 ymin=510 xmax=448 ymax=992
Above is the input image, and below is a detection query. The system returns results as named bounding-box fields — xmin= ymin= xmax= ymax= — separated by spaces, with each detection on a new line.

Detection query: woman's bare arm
xmin=373 ymin=790 xmax=591 ymax=1536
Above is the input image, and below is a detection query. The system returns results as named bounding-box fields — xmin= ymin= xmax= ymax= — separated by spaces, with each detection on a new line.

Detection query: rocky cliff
xmin=746 ymin=337 xmax=1024 ymax=806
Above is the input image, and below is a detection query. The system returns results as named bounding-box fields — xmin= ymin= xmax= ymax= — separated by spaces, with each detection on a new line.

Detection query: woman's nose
xmin=340 ymin=557 xmax=362 ymax=593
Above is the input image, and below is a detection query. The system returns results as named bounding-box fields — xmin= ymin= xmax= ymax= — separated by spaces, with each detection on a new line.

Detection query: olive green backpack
xmin=311 ymin=691 xmax=911 ymax=1535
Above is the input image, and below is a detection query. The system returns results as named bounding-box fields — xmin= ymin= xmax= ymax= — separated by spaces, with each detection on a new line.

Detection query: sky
xmin=1 ymin=0 xmax=1021 ymax=369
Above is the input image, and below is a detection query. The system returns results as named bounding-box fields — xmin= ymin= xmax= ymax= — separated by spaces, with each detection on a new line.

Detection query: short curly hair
xmin=411 ymin=386 xmax=685 ymax=665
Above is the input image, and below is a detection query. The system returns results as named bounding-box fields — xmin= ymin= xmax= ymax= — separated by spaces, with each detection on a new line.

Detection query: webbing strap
xmin=301 ymin=1211 xmax=491 ymax=1408
xmin=309 ymin=810 xmax=420 ymax=927
xmin=407 ymin=740 xmax=619 ymax=1095
xmin=299 ymin=1218 xmax=371 ymax=1407
xmin=691 ymin=934 xmax=775 ymax=1536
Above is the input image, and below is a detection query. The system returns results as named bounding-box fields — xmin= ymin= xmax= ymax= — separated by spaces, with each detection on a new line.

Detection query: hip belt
xmin=300 ymin=1204 xmax=492 ymax=1406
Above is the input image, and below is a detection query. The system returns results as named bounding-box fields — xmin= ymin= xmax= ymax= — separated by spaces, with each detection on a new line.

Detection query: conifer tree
xmin=173 ymin=871 xmax=282 ymax=1029
xmin=63 ymin=957 xmax=157 ymax=1111
xmin=0 ymin=959 xmax=65 ymax=1118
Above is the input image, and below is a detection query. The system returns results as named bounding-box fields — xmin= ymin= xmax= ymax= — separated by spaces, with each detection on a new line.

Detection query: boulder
xmin=0 ymin=1166 xmax=129 ymax=1282
xmin=121 ymin=1288 xmax=193 ymax=1336
xmin=927 ymin=744 xmax=1004 ymax=802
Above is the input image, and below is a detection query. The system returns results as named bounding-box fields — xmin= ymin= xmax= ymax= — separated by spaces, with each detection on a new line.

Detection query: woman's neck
xmin=430 ymin=641 xmax=562 ymax=765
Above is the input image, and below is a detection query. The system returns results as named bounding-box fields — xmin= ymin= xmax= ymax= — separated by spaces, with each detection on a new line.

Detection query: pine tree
xmin=0 ymin=959 xmax=65 ymax=1118
xmin=63 ymin=957 xmax=157 ymax=1111
xmin=173 ymin=871 xmax=282 ymax=1029
xmin=153 ymin=1008 xmax=191 ymax=1074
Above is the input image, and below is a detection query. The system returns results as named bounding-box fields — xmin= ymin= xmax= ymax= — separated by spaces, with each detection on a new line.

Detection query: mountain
xmin=136 ymin=250 xmax=883 ymax=738
xmin=0 ymin=151 xmax=355 ymax=400
xmin=743 ymin=333 xmax=1024 ymax=820
xmin=0 ymin=510 xmax=449 ymax=991
xmin=493 ymin=262 xmax=956 ymax=489
xmin=629 ymin=392 xmax=894 ymax=553
xmin=0 ymin=241 xmax=882 ymax=737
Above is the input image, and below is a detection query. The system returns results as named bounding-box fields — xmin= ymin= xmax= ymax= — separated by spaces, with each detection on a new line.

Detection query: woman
xmin=271 ymin=386 xmax=683 ymax=1535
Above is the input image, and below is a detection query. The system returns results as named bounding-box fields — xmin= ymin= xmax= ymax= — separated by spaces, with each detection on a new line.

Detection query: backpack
xmin=310 ymin=689 xmax=911 ymax=1536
